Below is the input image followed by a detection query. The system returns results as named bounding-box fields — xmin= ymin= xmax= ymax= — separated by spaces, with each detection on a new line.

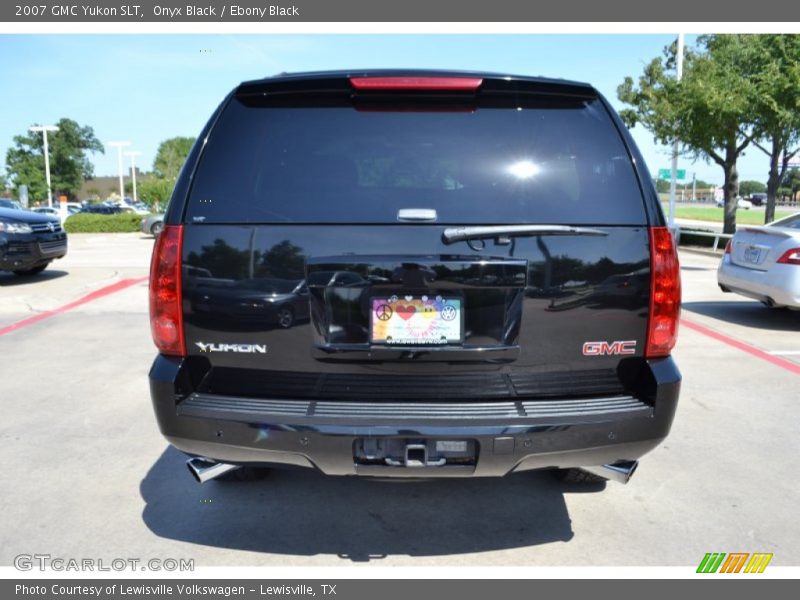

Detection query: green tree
xmin=654 ymin=178 xmax=671 ymax=193
xmin=739 ymin=35 xmax=800 ymax=223
xmin=5 ymin=118 xmax=103 ymax=202
xmin=137 ymin=177 xmax=175 ymax=210
xmin=186 ymin=239 xmax=254 ymax=280
xmin=619 ymin=36 xmax=759 ymax=233
xmin=739 ymin=180 xmax=767 ymax=196
xmin=786 ymin=168 xmax=800 ymax=200
xmin=153 ymin=136 xmax=196 ymax=180
xmin=654 ymin=176 xmax=716 ymax=195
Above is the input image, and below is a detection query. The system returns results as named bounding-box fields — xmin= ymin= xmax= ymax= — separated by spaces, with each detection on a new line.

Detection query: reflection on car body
xmin=189 ymin=275 xmax=310 ymax=329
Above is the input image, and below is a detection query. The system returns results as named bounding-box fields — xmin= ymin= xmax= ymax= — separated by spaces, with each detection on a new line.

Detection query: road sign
xmin=658 ymin=168 xmax=686 ymax=181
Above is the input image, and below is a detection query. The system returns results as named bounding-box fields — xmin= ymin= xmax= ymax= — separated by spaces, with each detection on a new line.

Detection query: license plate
xmin=744 ymin=247 xmax=761 ymax=263
xmin=370 ymin=295 xmax=463 ymax=345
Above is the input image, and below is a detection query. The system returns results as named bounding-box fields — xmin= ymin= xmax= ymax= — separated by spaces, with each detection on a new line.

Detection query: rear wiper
xmin=442 ymin=224 xmax=608 ymax=244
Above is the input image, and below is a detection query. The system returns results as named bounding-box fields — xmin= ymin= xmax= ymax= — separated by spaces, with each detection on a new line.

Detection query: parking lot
xmin=1 ymin=233 xmax=798 ymax=567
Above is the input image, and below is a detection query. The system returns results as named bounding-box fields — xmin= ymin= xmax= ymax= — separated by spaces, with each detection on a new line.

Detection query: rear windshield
xmin=185 ymin=95 xmax=646 ymax=225
xmin=772 ymin=214 xmax=800 ymax=229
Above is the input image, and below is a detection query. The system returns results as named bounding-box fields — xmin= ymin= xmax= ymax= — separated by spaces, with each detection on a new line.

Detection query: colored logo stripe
xmin=697 ymin=553 xmax=727 ymax=573
xmin=744 ymin=553 xmax=773 ymax=573
xmin=697 ymin=552 xmax=773 ymax=573
xmin=720 ymin=553 xmax=749 ymax=573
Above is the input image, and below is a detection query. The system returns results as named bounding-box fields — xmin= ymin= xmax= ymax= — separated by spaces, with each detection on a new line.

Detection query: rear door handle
xmin=397 ymin=208 xmax=438 ymax=222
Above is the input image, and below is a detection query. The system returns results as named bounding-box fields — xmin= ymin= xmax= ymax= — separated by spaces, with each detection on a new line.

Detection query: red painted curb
xmin=681 ymin=318 xmax=800 ymax=376
xmin=0 ymin=276 xmax=148 ymax=337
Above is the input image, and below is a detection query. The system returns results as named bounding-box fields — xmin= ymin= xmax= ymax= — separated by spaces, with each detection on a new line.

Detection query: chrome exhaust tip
xmin=581 ymin=460 xmax=638 ymax=484
xmin=186 ymin=458 xmax=240 ymax=484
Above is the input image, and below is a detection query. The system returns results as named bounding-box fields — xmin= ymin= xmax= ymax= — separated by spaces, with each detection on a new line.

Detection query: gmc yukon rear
xmin=148 ymin=70 xmax=681 ymax=485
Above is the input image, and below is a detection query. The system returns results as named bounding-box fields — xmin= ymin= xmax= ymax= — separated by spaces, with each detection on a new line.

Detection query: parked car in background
xmin=718 ymin=212 xmax=800 ymax=309
xmin=80 ymin=204 xmax=124 ymax=215
xmin=715 ymin=197 xmax=752 ymax=210
xmin=32 ymin=206 xmax=63 ymax=219
xmin=35 ymin=205 xmax=81 ymax=219
xmin=0 ymin=199 xmax=24 ymax=211
xmin=749 ymin=193 xmax=767 ymax=207
xmin=140 ymin=213 xmax=164 ymax=236
xmin=0 ymin=204 xmax=67 ymax=275
xmin=129 ymin=202 xmax=151 ymax=215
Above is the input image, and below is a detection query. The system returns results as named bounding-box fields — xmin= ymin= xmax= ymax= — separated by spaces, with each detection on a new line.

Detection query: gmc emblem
xmin=582 ymin=340 xmax=637 ymax=356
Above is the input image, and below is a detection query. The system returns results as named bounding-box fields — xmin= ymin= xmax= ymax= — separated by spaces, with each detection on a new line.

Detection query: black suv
xmin=148 ymin=71 xmax=681 ymax=485
xmin=0 ymin=205 xmax=67 ymax=275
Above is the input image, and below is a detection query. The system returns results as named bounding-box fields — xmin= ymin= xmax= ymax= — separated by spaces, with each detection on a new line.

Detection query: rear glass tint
xmin=773 ymin=214 xmax=800 ymax=229
xmin=185 ymin=95 xmax=646 ymax=225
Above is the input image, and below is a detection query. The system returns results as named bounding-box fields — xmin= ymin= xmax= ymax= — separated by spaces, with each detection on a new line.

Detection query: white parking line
xmin=766 ymin=351 xmax=800 ymax=355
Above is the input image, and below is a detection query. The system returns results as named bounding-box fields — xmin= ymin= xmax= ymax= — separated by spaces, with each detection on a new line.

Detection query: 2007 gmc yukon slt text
xmin=148 ymin=71 xmax=681 ymax=486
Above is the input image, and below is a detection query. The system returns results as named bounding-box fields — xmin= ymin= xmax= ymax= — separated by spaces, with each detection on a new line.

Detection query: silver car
xmin=718 ymin=212 xmax=800 ymax=309
xmin=140 ymin=213 xmax=164 ymax=237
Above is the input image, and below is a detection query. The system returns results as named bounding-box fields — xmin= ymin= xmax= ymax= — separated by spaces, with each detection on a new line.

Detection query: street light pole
xmin=29 ymin=125 xmax=59 ymax=208
xmin=668 ymin=33 xmax=685 ymax=230
xmin=107 ymin=141 xmax=131 ymax=204
xmin=125 ymin=151 xmax=142 ymax=204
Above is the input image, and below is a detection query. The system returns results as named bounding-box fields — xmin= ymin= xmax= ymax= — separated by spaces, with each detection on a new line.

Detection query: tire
xmin=216 ymin=466 xmax=270 ymax=482
xmin=276 ymin=307 xmax=295 ymax=329
xmin=150 ymin=221 xmax=164 ymax=236
xmin=551 ymin=468 xmax=608 ymax=484
xmin=12 ymin=264 xmax=48 ymax=276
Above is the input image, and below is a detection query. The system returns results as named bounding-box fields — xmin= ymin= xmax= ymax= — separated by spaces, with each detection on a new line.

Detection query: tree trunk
xmin=722 ymin=155 xmax=738 ymax=235
xmin=765 ymin=140 xmax=781 ymax=225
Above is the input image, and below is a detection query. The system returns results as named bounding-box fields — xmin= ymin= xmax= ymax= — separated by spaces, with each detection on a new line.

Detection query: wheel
xmin=150 ymin=221 xmax=164 ymax=236
xmin=12 ymin=264 xmax=48 ymax=276
xmin=216 ymin=466 xmax=270 ymax=482
xmin=551 ymin=468 xmax=608 ymax=484
xmin=276 ymin=307 xmax=295 ymax=328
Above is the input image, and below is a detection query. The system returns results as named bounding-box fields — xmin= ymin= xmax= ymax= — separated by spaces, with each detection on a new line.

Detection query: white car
xmin=718 ymin=212 xmax=800 ymax=309
xmin=31 ymin=206 xmax=61 ymax=218
xmin=32 ymin=205 xmax=78 ymax=220
xmin=715 ymin=197 xmax=753 ymax=210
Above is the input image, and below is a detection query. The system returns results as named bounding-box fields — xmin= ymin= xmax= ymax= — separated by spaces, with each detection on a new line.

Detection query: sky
xmin=0 ymin=34 xmax=781 ymax=189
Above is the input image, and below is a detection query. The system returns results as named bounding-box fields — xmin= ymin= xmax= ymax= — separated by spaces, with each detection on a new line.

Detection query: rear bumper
xmin=718 ymin=256 xmax=800 ymax=307
xmin=149 ymin=356 xmax=681 ymax=478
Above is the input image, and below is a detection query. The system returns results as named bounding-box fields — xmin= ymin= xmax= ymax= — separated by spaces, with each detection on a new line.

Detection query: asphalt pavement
xmin=0 ymin=234 xmax=798 ymax=567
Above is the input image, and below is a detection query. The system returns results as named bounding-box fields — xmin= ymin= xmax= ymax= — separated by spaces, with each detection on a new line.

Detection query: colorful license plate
xmin=744 ymin=247 xmax=761 ymax=264
xmin=370 ymin=296 xmax=463 ymax=345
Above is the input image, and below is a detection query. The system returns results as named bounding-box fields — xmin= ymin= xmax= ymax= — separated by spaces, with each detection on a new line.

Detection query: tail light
xmin=647 ymin=227 xmax=681 ymax=358
xmin=724 ymin=240 xmax=732 ymax=254
xmin=149 ymin=225 xmax=186 ymax=356
xmin=776 ymin=248 xmax=800 ymax=265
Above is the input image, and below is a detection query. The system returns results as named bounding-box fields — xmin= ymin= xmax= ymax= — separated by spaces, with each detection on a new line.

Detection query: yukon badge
xmin=196 ymin=342 xmax=268 ymax=354
xmin=582 ymin=340 xmax=636 ymax=356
